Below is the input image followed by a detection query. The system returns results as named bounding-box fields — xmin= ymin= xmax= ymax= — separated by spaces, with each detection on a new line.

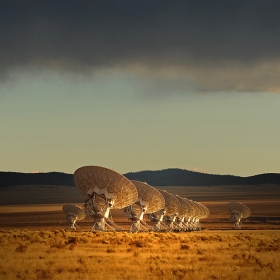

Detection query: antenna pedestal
xmin=163 ymin=214 xmax=178 ymax=232
xmin=125 ymin=206 xmax=149 ymax=232
xmin=85 ymin=197 xmax=121 ymax=231
xmin=231 ymin=212 xmax=242 ymax=228
xmin=66 ymin=213 xmax=78 ymax=231
xmin=147 ymin=211 xmax=166 ymax=231
xmin=91 ymin=215 xmax=107 ymax=231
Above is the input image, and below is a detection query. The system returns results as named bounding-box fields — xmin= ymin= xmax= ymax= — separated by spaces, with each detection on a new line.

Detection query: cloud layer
xmin=1 ymin=0 xmax=280 ymax=92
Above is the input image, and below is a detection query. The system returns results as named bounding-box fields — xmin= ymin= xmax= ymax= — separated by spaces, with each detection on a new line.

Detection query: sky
xmin=1 ymin=0 xmax=280 ymax=177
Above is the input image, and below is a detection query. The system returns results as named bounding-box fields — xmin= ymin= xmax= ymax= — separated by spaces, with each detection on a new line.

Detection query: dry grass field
xmin=0 ymin=230 xmax=279 ymax=280
xmin=0 ymin=184 xmax=279 ymax=279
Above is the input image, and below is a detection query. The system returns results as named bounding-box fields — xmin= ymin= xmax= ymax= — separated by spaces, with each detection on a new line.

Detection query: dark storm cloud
xmin=1 ymin=0 xmax=280 ymax=92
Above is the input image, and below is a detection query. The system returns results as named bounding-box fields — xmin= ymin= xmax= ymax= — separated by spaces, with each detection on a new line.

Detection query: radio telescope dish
xmin=159 ymin=190 xmax=180 ymax=215
xmin=74 ymin=166 xmax=138 ymax=231
xmin=174 ymin=195 xmax=192 ymax=231
xmin=124 ymin=180 xmax=165 ymax=232
xmin=227 ymin=202 xmax=251 ymax=228
xmin=199 ymin=202 xmax=210 ymax=218
xmin=182 ymin=198 xmax=195 ymax=231
xmin=131 ymin=180 xmax=165 ymax=214
xmin=175 ymin=195 xmax=191 ymax=218
xmin=74 ymin=166 xmax=138 ymax=209
xmin=147 ymin=190 xmax=180 ymax=232
xmin=62 ymin=204 xmax=86 ymax=231
xmin=183 ymin=199 xmax=203 ymax=231
xmin=192 ymin=201 xmax=209 ymax=230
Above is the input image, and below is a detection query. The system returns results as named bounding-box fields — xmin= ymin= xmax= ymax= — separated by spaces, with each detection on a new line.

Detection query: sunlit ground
xmin=0 ymin=229 xmax=279 ymax=280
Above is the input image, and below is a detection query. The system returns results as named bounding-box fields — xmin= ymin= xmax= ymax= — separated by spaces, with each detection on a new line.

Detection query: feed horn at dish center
xmin=72 ymin=165 xmax=210 ymax=232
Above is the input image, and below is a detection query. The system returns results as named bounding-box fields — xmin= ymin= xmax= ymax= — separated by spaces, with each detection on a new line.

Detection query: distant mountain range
xmin=0 ymin=169 xmax=280 ymax=187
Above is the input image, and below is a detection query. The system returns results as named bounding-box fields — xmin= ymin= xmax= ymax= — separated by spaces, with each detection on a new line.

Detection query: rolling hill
xmin=0 ymin=169 xmax=280 ymax=187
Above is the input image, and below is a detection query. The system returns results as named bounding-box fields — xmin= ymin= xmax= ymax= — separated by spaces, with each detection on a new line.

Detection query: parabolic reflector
xmin=194 ymin=201 xmax=208 ymax=218
xmin=227 ymin=202 xmax=251 ymax=218
xmin=158 ymin=190 xmax=180 ymax=215
xmin=175 ymin=195 xmax=191 ymax=217
xmin=184 ymin=198 xmax=197 ymax=217
xmin=198 ymin=202 xmax=210 ymax=218
xmin=62 ymin=204 xmax=86 ymax=220
xmin=74 ymin=166 xmax=138 ymax=209
xmin=131 ymin=180 xmax=165 ymax=214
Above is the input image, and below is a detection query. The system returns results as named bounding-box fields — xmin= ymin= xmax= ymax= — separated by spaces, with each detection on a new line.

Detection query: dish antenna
xmin=147 ymin=190 xmax=180 ymax=231
xmin=124 ymin=180 xmax=165 ymax=232
xmin=62 ymin=204 xmax=86 ymax=231
xmin=74 ymin=166 xmax=138 ymax=231
xmin=227 ymin=202 xmax=251 ymax=228
xmin=192 ymin=201 xmax=209 ymax=230
xmin=174 ymin=195 xmax=192 ymax=231
xmin=183 ymin=199 xmax=208 ymax=231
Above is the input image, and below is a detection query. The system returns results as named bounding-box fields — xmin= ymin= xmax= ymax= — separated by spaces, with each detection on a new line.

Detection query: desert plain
xmin=0 ymin=184 xmax=279 ymax=279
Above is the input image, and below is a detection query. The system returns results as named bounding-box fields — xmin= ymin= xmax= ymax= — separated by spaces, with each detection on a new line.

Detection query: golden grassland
xmin=0 ymin=184 xmax=279 ymax=279
xmin=0 ymin=229 xmax=279 ymax=280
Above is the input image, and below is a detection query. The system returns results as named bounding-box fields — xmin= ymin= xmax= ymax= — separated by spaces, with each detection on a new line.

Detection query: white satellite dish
xmin=197 ymin=202 xmax=210 ymax=218
xmin=183 ymin=199 xmax=205 ymax=231
xmin=74 ymin=166 xmax=138 ymax=231
xmin=174 ymin=195 xmax=192 ymax=231
xmin=192 ymin=201 xmax=210 ymax=230
xmin=147 ymin=190 xmax=180 ymax=232
xmin=62 ymin=204 xmax=86 ymax=231
xmin=124 ymin=180 xmax=165 ymax=232
xmin=227 ymin=202 xmax=251 ymax=228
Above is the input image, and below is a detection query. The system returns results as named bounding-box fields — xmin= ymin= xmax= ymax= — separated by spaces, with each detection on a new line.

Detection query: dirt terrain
xmin=0 ymin=184 xmax=279 ymax=231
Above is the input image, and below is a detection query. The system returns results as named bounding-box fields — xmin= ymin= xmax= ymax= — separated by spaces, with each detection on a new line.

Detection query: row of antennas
xmin=63 ymin=166 xmax=210 ymax=232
